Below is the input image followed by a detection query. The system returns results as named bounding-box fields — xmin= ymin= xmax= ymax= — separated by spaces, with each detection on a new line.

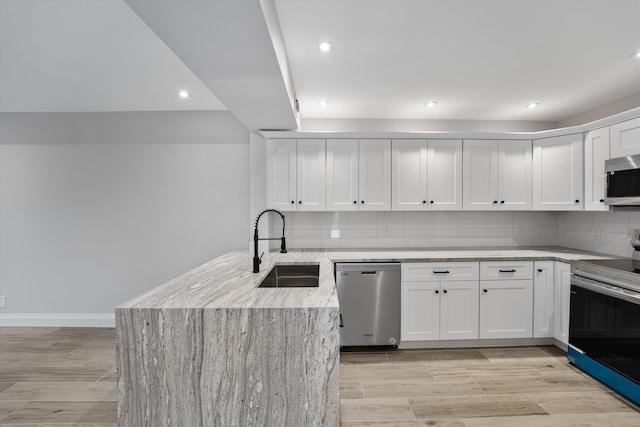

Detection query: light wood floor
xmin=0 ymin=328 xmax=638 ymax=426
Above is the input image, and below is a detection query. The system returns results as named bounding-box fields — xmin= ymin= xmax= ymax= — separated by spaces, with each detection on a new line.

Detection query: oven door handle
xmin=571 ymin=275 xmax=640 ymax=306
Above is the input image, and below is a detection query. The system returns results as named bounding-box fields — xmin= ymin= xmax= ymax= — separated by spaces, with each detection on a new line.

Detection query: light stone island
xmin=116 ymin=247 xmax=609 ymax=426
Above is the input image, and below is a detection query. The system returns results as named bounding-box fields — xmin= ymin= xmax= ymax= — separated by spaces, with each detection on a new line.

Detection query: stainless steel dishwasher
xmin=335 ymin=263 xmax=401 ymax=347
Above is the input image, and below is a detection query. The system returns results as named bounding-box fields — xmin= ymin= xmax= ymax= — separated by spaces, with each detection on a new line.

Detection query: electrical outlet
xmin=593 ymin=228 xmax=601 ymax=241
xmin=0 ymin=296 xmax=5 ymax=308
xmin=384 ymin=225 xmax=391 ymax=237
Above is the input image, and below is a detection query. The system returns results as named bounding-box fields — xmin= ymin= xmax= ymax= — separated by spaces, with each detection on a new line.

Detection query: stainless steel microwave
xmin=605 ymin=154 xmax=640 ymax=206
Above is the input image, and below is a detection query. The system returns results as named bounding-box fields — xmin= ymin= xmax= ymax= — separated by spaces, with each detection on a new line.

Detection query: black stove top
xmin=583 ymin=258 xmax=640 ymax=274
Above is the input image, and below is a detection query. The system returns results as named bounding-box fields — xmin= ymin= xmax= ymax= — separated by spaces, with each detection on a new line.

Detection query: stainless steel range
xmin=570 ymin=252 xmax=640 ymax=405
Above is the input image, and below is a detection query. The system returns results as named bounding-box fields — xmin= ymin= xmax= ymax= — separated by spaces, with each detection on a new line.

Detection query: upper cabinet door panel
xmin=266 ymin=139 xmax=297 ymax=211
xmin=533 ymin=134 xmax=583 ymax=210
xmin=463 ymin=140 xmax=498 ymax=210
xmin=359 ymin=139 xmax=391 ymax=211
xmin=498 ymin=140 xmax=532 ymax=210
xmin=584 ymin=127 xmax=610 ymax=211
xmin=392 ymin=139 xmax=428 ymax=210
xmin=611 ymin=117 xmax=640 ymax=158
xmin=296 ymin=139 xmax=326 ymax=211
xmin=428 ymin=139 xmax=463 ymax=210
xmin=326 ymin=139 xmax=359 ymax=211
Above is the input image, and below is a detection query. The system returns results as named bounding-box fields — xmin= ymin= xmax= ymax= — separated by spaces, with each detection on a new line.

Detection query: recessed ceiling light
xmin=424 ymin=101 xmax=437 ymax=108
xmin=319 ymin=100 xmax=329 ymax=107
xmin=178 ymin=90 xmax=190 ymax=98
xmin=632 ymin=50 xmax=640 ymax=59
xmin=318 ymin=41 xmax=334 ymax=52
xmin=526 ymin=102 xmax=540 ymax=109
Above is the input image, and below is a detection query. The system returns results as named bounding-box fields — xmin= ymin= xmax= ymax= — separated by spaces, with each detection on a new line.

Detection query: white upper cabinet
xmin=533 ymin=134 xmax=584 ymax=210
xmin=610 ymin=117 xmax=640 ymax=158
xmin=428 ymin=139 xmax=463 ymax=210
xmin=359 ymin=139 xmax=391 ymax=211
xmin=266 ymin=139 xmax=297 ymax=211
xmin=266 ymin=139 xmax=325 ymax=211
xmin=296 ymin=139 xmax=326 ymax=211
xmin=584 ymin=127 xmax=610 ymax=211
xmin=499 ymin=140 xmax=532 ymax=210
xmin=326 ymin=139 xmax=359 ymax=211
xmin=392 ymin=139 xmax=462 ymax=210
xmin=463 ymin=140 xmax=498 ymax=210
xmin=392 ymin=140 xmax=428 ymax=210
xmin=463 ymin=140 xmax=532 ymax=210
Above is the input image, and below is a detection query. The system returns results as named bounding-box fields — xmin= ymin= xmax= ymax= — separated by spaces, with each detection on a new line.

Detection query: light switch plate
xmin=0 ymin=296 xmax=5 ymax=308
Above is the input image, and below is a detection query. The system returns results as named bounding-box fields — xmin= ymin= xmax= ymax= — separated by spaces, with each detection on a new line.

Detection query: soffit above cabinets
xmin=275 ymin=0 xmax=640 ymax=122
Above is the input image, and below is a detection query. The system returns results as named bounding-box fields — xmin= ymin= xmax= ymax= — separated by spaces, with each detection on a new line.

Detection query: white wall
xmin=272 ymin=211 xmax=559 ymax=249
xmin=0 ymin=112 xmax=249 ymax=325
xmin=558 ymin=211 xmax=640 ymax=258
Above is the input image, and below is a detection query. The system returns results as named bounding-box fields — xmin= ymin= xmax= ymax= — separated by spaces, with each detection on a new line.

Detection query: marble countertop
xmin=117 ymin=247 xmax=612 ymax=311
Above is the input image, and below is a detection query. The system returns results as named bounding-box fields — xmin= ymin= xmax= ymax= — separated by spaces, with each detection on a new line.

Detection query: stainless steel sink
xmin=258 ymin=264 xmax=320 ymax=288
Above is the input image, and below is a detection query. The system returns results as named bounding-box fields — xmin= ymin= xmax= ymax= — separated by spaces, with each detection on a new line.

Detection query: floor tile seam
xmin=469 ymin=376 xmax=487 ymax=396
xmin=592 ymin=412 xmax=615 ymax=426
xmin=357 ymin=377 xmax=476 ymax=384
xmin=404 ymin=396 xmax=419 ymax=421
xmin=0 ymin=400 xmax=29 ymax=423
xmin=361 ymin=391 xmax=490 ymax=400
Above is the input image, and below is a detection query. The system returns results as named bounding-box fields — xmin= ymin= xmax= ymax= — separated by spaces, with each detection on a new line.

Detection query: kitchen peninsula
xmin=116 ymin=247 xmax=608 ymax=426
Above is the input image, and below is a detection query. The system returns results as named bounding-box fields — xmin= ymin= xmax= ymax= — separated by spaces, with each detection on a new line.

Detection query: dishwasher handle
xmin=361 ymin=271 xmax=377 ymax=275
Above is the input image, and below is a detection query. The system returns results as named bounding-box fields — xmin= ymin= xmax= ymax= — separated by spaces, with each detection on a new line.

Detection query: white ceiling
xmin=275 ymin=0 xmax=640 ymax=122
xmin=0 ymin=0 xmax=225 ymax=112
xmin=2 ymin=0 xmax=640 ymax=127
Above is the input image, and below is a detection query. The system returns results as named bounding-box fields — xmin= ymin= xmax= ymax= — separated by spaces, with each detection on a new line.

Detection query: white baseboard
xmin=0 ymin=313 xmax=115 ymax=328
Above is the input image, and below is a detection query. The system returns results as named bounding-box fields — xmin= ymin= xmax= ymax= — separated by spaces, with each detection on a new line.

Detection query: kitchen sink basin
xmin=258 ymin=264 xmax=320 ymax=288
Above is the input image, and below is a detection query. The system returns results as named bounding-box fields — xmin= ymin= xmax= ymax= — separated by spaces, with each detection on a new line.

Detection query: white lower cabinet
xmin=479 ymin=261 xmax=534 ymax=339
xmin=533 ymin=261 xmax=554 ymax=338
xmin=401 ymin=263 xmax=479 ymax=341
xmin=479 ymin=280 xmax=533 ymax=339
xmin=440 ymin=281 xmax=480 ymax=340
xmin=400 ymin=260 xmax=565 ymax=345
xmin=401 ymin=281 xmax=440 ymax=341
xmin=554 ymin=261 xmax=571 ymax=345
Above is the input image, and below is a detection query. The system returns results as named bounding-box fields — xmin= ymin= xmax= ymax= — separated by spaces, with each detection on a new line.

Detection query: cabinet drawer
xmin=480 ymin=261 xmax=533 ymax=280
xmin=402 ymin=262 xmax=479 ymax=282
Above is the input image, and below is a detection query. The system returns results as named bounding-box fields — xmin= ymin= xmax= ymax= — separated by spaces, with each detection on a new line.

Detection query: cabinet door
xmin=610 ymin=117 xmax=640 ymax=158
xmin=296 ymin=139 xmax=326 ymax=211
xmin=440 ymin=281 xmax=479 ymax=340
xmin=533 ymin=134 xmax=584 ymax=210
xmin=401 ymin=281 xmax=440 ymax=341
xmin=554 ymin=262 xmax=571 ymax=346
xmin=359 ymin=139 xmax=391 ymax=210
xmin=479 ymin=280 xmax=533 ymax=339
xmin=463 ymin=140 xmax=498 ymax=210
xmin=266 ymin=139 xmax=297 ymax=211
xmin=533 ymin=261 xmax=554 ymax=338
xmin=584 ymin=127 xmax=610 ymax=211
xmin=392 ymin=139 xmax=427 ymax=210
xmin=326 ymin=139 xmax=359 ymax=211
xmin=499 ymin=140 xmax=532 ymax=210
xmin=428 ymin=139 xmax=463 ymax=210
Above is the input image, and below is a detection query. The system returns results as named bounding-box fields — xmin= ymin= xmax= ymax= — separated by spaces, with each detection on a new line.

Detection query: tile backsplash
xmin=557 ymin=211 xmax=640 ymax=257
xmin=271 ymin=211 xmax=559 ymax=249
